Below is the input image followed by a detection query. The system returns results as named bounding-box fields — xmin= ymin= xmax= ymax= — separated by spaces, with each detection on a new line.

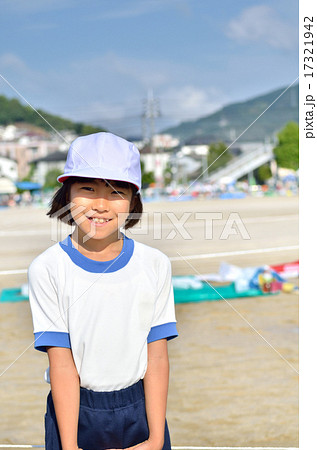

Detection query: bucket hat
xmin=57 ymin=132 xmax=142 ymax=191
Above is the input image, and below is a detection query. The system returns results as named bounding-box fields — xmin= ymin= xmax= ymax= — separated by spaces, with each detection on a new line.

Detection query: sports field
xmin=0 ymin=195 xmax=298 ymax=447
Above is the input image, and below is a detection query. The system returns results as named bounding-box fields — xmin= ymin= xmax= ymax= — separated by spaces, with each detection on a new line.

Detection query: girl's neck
xmin=70 ymin=229 xmax=124 ymax=262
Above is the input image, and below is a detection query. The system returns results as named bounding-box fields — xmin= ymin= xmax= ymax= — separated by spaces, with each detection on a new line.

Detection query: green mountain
xmin=164 ymin=84 xmax=299 ymax=143
xmin=0 ymin=95 xmax=106 ymax=135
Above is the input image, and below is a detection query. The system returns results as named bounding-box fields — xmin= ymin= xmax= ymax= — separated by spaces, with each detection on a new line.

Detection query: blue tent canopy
xmin=15 ymin=181 xmax=42 ymax=191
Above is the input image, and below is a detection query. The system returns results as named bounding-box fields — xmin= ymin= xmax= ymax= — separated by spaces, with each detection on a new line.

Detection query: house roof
xmin=0 ymin=155 xmax=17 ymax=163
xmin=183 ymin=135 xmax=218 ymax=146
xmin=32 ymin=150 xmax=67 ymax=163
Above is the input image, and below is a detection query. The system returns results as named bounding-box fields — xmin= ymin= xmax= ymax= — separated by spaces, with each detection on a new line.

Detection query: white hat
xmin=57 ymin=132 xmax=142 ymax=191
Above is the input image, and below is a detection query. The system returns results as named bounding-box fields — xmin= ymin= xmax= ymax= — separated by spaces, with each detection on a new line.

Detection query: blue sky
xmin=0 ymin=0 xmax=298 ymax=137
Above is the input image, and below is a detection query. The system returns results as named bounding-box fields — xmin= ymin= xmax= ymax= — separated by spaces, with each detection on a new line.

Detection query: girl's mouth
xmin=87 ymin=217 xmax=112 ymax=225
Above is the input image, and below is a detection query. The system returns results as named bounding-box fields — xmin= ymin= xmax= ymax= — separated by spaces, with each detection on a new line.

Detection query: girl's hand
xmin=107 ymin=438 xmax=163 ymax=450
xmin=62 ymin=447 xmax=82 ymax=450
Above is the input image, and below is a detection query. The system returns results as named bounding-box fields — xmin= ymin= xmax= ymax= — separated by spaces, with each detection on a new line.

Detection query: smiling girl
xmin=28 ymin=133 xmax=178 ymax=450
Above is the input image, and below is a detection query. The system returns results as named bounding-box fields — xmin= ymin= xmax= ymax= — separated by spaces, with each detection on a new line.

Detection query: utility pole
xmin=142 ymin=89 xmax=161 ymax=188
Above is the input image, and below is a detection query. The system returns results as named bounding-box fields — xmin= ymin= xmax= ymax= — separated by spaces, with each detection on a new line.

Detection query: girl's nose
xmin=92 ymin=196 xmax=110 ymax=212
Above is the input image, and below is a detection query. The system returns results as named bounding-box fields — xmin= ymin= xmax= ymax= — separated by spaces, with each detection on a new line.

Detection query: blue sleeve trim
xmin=147 ymin=322 xmax=178 ymax=344
xmin=34 ymin=331 xmax=71 ymax=353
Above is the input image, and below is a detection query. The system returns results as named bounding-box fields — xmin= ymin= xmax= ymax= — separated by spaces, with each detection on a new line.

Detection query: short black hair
xmin=47 ymin=177 xmax=143 ymax=229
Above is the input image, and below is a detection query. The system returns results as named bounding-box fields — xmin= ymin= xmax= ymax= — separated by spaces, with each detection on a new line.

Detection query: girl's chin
xmin=75 ymin=227 xmax=121 ymax=241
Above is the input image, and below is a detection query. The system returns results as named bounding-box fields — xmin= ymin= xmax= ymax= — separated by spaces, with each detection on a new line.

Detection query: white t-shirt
xmin=28 ymin=234 xmax=178 ymax=392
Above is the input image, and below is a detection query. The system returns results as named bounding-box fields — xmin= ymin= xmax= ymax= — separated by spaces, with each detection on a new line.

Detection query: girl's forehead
xmin=75 ymin=178 xmax=123 ymax=185
xmin=73 ymin=178 xmax=131 ymax=190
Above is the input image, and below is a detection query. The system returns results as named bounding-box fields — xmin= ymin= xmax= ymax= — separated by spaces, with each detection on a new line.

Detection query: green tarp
xmin=1 ymin=280 xmax=274 ymax=304
xmin=173 ymin=277 xmax=273 ymax=303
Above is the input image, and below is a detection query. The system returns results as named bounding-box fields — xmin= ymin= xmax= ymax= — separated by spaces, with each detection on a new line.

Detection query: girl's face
xmin=69 ymin=178 xmax=133 ymax=242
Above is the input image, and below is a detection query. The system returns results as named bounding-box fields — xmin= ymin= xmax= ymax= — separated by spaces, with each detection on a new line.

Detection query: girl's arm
xmin=143 ymin=338 xmax=169 ymax=450
xmin=47 ymin=347 xmax=81 ymax=450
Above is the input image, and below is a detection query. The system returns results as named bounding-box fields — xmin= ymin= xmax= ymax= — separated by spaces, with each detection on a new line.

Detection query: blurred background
xmin=0 ymin=0 xmax=299 ymax=204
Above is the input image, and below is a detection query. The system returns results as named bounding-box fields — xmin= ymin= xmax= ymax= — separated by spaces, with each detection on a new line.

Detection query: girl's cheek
xmin=70 ymin=208 xmax=80 ymax=224
xmin=118 ymin=211 xmax=129 ymax=227
xmin=70 ymin=203 xmax=87 ymax=223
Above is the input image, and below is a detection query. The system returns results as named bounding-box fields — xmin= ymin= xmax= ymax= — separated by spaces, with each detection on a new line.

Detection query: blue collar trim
xmin=59 ymin=234 xmax=134 ymax=273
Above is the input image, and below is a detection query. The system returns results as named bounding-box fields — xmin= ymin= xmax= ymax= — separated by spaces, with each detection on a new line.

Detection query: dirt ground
xmin=0 ymin=196 xmax=298 ymax=447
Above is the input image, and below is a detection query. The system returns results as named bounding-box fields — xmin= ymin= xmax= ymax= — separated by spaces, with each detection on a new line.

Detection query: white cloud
xmin=67 ymin=51 xmax=199 ymax=94
xmin=96 ymin=52 xmax=169 ymax=86
xmin=0 ymin=53 xmax=27 ymax=71
xmin=161 ymin=86 xmax=226 ymax=121
xmin=226 ymin=5 xmax=297 ymax=50
xmin=0 ymin=51 xmax=227 ymax=135
xmin=0 ymin=53 xmax=45 ymax=93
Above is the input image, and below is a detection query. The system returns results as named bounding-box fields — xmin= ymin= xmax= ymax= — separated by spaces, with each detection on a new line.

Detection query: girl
xmin=28 ymin=132 xmax=178 ymax=450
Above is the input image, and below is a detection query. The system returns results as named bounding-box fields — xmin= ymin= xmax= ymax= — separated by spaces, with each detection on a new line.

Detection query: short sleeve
xmin=28 ymin=257 xmax=71 ymax=353
xmin=147 ymin=255 xmax=178 ymax=343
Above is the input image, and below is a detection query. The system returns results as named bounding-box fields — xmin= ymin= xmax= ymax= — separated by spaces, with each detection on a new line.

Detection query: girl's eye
xmin=81 ymin=187 xmax=94 ymax=191
xmin=112 ymin=190 xmax=124 ymax=195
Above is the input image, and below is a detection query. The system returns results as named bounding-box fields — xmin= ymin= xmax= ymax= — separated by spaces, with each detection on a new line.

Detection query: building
xmin=0 ymin=155 xmax=18 ymax=181
xmin=0 ymin=124 xmax=68 ymax=179
xmin=31 ymin=151 xmax=67 ymax=185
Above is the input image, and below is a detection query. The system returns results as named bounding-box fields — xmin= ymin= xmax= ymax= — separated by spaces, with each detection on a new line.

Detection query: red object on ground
xmin=269 ymin=261 xmax=299 ymax=278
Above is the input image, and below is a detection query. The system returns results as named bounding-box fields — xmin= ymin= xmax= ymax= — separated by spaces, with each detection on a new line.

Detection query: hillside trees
xmin=207 ymin=141 xmax=232 ymax=173
xmin=0 ymin=95 xmax=106 ymax=134
xmin=44 ymin=168 xmax=62 ymax=190
xmin=140 ymin=160 xmax=155 ymax=187
xmin=273 ymin=122 xmax=299 ymax=170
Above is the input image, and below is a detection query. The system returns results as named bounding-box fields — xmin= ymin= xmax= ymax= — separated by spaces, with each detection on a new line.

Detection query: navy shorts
xmin=45 ymin=379 xmax=171 ymax=450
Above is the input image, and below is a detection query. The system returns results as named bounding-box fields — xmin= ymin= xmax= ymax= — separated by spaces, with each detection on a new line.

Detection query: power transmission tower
xmin=142 ymin=89 xmax=161 ymax=188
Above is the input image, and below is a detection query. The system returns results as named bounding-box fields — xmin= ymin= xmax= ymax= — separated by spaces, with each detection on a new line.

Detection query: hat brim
xmin=57 ymin=172 xmax=141 ymax=191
